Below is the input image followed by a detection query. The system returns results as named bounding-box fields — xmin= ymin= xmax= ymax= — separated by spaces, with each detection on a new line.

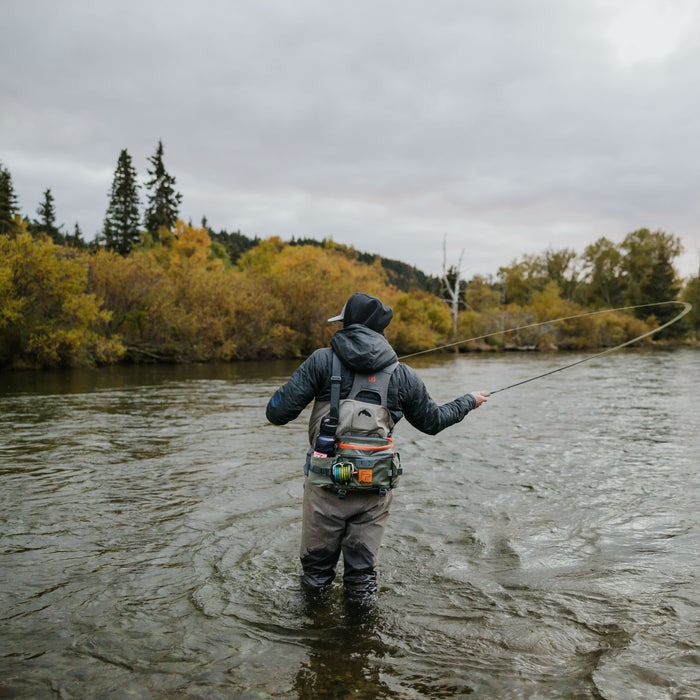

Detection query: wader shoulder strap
xmin=329 ymin=352 xmax=342 ymax=428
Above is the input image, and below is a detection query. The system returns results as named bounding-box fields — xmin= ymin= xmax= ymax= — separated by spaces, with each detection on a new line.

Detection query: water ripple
xmin=1 ymin=350 xmax=698 ymax=698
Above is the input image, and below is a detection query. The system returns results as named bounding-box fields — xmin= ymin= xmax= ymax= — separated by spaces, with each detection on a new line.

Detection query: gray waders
xmin=300 ymin=483 xmax=392 ymax=599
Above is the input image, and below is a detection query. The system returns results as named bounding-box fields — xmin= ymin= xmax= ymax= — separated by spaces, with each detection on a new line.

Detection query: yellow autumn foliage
xmin=386 ymin=290 xmax=452 ymax=353
xmin=1 ymin=227 xmax=669 ymax=369
xmin=0 ymin=228 xmax=123 ymax=367
xmin=239 ymin=242 xmax=390 ymax=355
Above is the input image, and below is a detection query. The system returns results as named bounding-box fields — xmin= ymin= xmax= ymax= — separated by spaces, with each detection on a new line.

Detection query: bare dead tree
xmin=441 ymin=234 xmax=465 ymax=335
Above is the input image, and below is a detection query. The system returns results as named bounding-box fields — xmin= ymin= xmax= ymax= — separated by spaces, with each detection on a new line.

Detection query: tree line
xmin=1 ymin=142 xmax=177 ymax=250
xmin=0 ymin=152 xmax=698 ymax=370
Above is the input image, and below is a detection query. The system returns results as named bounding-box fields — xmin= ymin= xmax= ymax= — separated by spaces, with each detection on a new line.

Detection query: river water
xmin=1 ymin=348 xmax=698 ymax=699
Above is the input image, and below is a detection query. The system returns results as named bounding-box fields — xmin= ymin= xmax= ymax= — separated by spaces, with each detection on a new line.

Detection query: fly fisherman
xmin=265 ymin=292 xmax=488 ymax=604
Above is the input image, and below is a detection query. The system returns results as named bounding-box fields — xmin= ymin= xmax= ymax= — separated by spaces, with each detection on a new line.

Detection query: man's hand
xmin=470 ymin=391 xmax=489 ymax=408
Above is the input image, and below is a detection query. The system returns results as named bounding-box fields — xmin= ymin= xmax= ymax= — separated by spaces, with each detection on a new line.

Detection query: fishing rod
xmin=400 ymin=301 xmax=692 ymax=396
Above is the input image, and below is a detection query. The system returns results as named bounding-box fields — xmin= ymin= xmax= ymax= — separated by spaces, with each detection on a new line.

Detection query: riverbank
xmin=2 ymin=336 xmax=698 ymax=376
xmin=2 ymin=230 xmax=697 ymax=371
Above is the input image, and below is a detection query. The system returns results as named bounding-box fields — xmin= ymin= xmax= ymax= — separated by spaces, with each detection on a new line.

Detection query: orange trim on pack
xmin=336 ymin=439 xmax=393 ymax=451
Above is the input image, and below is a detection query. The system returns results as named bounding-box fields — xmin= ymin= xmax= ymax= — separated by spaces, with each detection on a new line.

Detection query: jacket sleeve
xmin=395 ymin=364 xmax=476 ymax=435
xmin=265 ymin=349 xmax=329 ymax=425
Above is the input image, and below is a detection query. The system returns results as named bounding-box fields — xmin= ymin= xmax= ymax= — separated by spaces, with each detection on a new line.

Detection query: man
xmin=266 ymin=292 xmax=488 ymax=603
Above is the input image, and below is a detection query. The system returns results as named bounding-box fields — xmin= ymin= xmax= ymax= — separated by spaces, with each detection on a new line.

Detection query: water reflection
xmin=293 ymin=592 xmax=396 ymax=700
xmin=0 ymin=358 xmax=301 ymax=397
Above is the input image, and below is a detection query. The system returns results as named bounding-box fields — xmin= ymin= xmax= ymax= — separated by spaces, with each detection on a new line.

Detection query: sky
xmin=2 ymin=0 xmax=700 ymax=280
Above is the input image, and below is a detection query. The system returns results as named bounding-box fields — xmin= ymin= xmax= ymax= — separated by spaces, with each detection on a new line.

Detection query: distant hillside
xmin=208 ymin=229 xmax=437 ymax=293
xmin=356 ymin=250 xmax=438 ymax=293
xmin=208 ymin=228 xmax=261 ymax=262
xmin=290 ymin=236 xmax=437 ymax=293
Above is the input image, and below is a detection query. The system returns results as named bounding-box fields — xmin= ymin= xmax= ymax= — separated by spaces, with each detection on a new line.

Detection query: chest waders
xmin=304 ymin=354 xmax=402 ymax=498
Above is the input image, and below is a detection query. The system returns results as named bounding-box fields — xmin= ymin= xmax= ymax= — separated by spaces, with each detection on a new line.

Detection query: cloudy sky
xmin=3 ymin=0 xmax=700 ymax=279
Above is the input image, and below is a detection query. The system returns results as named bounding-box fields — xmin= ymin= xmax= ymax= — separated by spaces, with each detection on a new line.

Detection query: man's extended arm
xmin=396 ymin=364 xmax=482 ymax=435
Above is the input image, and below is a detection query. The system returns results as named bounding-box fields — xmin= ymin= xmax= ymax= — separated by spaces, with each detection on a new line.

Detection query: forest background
xmin=1 ymin=145 xmax=699 ymax=370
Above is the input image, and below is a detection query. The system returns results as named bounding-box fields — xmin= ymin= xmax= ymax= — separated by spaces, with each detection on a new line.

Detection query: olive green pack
xmin=305 ymin=354 xmax=402 ymax=495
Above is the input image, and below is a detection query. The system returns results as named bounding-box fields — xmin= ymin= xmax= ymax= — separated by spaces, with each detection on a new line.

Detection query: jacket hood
xmin=328 ymin=292 xmax=393 ymax=332
xmin=330 ymin=325 xmax=398 ymax=373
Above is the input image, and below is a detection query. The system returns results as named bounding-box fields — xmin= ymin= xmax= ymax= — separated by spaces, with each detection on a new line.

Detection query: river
xmin=1 ymin=348 xmax=698 ymax=699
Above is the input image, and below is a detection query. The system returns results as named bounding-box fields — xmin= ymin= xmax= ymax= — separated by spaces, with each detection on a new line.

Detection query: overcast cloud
xmin=2 ymin=0 xmax=700 ymax=279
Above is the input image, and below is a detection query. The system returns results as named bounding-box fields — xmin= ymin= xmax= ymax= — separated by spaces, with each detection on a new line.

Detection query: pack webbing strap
xmin=329 ymin=352 xmax=342 ymax=426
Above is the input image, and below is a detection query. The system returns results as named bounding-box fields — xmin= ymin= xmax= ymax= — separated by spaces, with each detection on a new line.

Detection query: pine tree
xmin=0 ymin=163 xmax=20 ymax=237
xmin=639 ymin=247 xmax=682 ymax=336
xmin=103 ymin=149 xmax=141 ymax=255
xmin=682 ymin=266 xmax=700 ymax=336
xmin=620 ymin=228 xmax=683 ymax=337
xmin=34 ymin=188 xmax=63 ymax=243
xmin=69 ymin=222 xmax=86 ymax=248
xmin=143 ymin=140 xmax=182 ymax=239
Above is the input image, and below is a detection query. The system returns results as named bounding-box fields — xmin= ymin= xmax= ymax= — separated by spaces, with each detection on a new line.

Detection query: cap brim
xmin=327 ymin=314 xmax=344 ymax=322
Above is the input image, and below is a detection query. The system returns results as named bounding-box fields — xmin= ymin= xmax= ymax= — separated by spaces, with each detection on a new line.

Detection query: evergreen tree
xmin=209 ymin=228 xmax=260 ymax=264
xmin=143 ymin=140 xmax=182 ymax=239
xmin=0 ymin=163 xmax=20 ymax=237
xmin=103 ymin=149 xmax=141 ymax=255
xmin=33 ymin=188 xmax=63 ymax=243
xmin=69 ymin=222 xmax=86 ymax=248
xmin=682 ymin=267 xmax=700 ymax=336
xmin=639 ymin=247 xmax=682 ymax=336
xmin=619 ymin=228 xmax=683 ymax=337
